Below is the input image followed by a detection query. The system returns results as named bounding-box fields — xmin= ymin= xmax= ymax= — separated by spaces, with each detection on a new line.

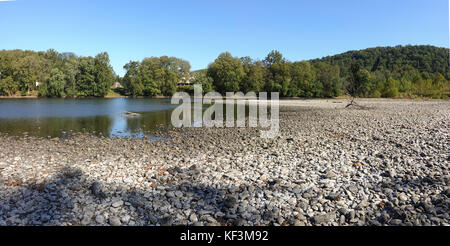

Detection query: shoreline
xmin=1 ymin=95 xmax=448 ymax=101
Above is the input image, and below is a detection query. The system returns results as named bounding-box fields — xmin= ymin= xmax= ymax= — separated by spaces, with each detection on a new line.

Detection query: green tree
xmin=433 ymin=73 xmax=446 ymax=89
xmin=123 ymin=61 xmax=143 ymax=97
xmin=93 ymin=52 xmax=115 ymax=97
xmin=290 ymin=61 xmax=315 ymax=97
xmin=191 ymin=70 xmax=213 ymax=93
xmin=76 ymin=57 xmax=96 ymax=97
xmin=45 ymin=68 xmax=66 ymax=97
xmin=382 ymin=77 xmax=400 ymax=98
xmin=140 ymin=73 xmax=160 ymax=96
xmin=63 ymin=58 xmax=79 ymax=97
xmin=14 ymin=55 xmax=44 ymax=95
xmin=313 ymin=62 xmax=341 ymax=98
xmin=263 ymin=50 xmax=291 ymax=96
xmin=241 ymin=57 xmax=265 ymax=93
xmin=74 ymin=53 xmax=114 ymax=97
xmin=346 ymin=63 xmax=372 ymax=97
xmin=0 ymin=76 xmax=18 ymax=96
xmin=207 ymin=52 xmax=245 ymax=93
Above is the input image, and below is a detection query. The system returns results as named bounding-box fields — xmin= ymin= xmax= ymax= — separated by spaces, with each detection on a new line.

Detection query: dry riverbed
xmin=0 ymin=99 xmax=449 ymax=226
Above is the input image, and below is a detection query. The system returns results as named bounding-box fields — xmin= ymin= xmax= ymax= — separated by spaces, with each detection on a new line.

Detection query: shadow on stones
xmin=373 ymin=173 xmax=449 ymax=226
xmin=0 ymin=165 xmax=292 ymax=226
xmin=1 ymin=164 xmax=448 ymax=226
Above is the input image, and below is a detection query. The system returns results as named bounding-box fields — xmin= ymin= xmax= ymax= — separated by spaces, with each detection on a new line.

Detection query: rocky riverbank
xmin=0 ymin=99 xmax=449 ymax=226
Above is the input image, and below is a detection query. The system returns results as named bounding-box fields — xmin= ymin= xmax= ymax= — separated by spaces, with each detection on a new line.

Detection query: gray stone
xmin=325 ymin=170 xmax=337 ymax=179
xmin=95 ymin=215 xmax=105 ymax=224
xmin=388 ymin=169 xmax=396 ymax=178
xmin=338 ymin=208 xmax=348 ymax=215
xmin=224 ymin=197 xmax=237 ymax=209
xmin=189 ymin=213 xmax=198 ymax=223
xmin=112 ymin=200 xmax=124 ymax=208
xmin=109 ymin=216 xmax=121 ymax=226
xmin=443 ymin=188 xmax=450 ymax=197
xmin=399 ymin=193 xmax=408 ymax=201
xmin=339 ymin=215 xmax=346 ymax=224
xmin=233 ymin=218 xmax=245 ymax=226
xmin=81 ymin=215 xmax=91 ymax=225
xmin=121 ymin=215 xmax=131 ymax=224
xmin=347 ymin=210 xmax=355 ymax=221
xmin=294 ymin=220 xmax=305 ymax=226
xmin=390 ymin=219 xmax=402 ymax=226
xmin=326 ymin=193 xmax=341 ymax=201
xmin=313 ymin=213 xmax=335 ymax=225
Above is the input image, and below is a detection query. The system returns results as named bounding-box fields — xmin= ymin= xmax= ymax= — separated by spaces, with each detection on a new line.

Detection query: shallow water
xmin=0 ymin=98 xmax=177 ymax=138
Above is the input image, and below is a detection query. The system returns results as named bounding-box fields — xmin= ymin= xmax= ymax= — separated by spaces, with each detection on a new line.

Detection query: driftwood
xmin=122 ymin=111 xmax=142 ymax=117
xmin=344 ymin=97 xmax=372 ymax=110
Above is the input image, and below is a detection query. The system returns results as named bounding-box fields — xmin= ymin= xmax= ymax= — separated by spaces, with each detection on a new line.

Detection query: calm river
xmin=0 ymin=98 xmax=177 ymax=138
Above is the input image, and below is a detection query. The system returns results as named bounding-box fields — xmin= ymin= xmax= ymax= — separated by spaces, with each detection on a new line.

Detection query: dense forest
xmin=0 ymin=49 xmax=115 ymax=97
xmin=0 ymin=45 xmax=449 ymax=98
xmin=121 ymin=56 xmax=191 ymax=97
xmin=311 ymin=45 xmax=450 ymax=98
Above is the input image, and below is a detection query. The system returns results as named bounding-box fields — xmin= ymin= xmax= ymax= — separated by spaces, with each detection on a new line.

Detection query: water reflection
xmin=112 ymin=110 xmax=175 ymax=138
xmin=0 ymin=98 xmax=176 ymax=138
xmin=0 ymin=98 xmax=252 ymax=138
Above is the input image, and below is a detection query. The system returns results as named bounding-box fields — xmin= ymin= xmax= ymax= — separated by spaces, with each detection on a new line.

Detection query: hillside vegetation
xmin=0 ymin=49 xmax=115 ymax=97
xmin=1 ymin=45 xmax=449 ymax=98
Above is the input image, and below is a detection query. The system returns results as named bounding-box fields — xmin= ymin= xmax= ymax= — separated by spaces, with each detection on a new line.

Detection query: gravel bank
xmin=0 ymin=99 xmax=449 ymax=226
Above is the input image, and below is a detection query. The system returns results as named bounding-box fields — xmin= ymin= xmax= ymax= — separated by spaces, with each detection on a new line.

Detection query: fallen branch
xmin=344 ymin=97 xmax=372 ymax=110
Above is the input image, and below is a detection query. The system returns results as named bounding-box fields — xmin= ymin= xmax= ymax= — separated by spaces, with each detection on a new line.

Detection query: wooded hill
xmin=1 ymin=45 xmax=449 ymax=98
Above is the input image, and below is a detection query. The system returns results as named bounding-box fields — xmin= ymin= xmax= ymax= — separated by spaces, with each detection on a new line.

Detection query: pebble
xmin=189 ymin=213 xmax=198 ymax=223
xmin=112 ymin=200 xmax=124 ymax=208
xmin=95 ymin=215 xmax=105 ymax=224
xmin=399 ymin=193 xmax=408 ymax=201
xmin=121 ymin=215 xmax=131 ymax=224
xmin=109 ymin=216 xmax=121 ymax=226
xmin=313 ymin=213 xmax=334 ymax=225
xmin=224 ymin=197 xmax=237 ymax=209
xmin=294 ymin=220 xmax=305 ymax=226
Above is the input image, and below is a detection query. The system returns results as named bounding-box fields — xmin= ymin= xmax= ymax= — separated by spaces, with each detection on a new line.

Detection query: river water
xmin=0 ymin=98 xmax=177 ymax=138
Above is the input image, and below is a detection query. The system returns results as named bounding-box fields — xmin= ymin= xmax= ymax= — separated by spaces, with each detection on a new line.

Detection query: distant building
xmin=177 ymin=76 xmax=192 ymax=86
xmin=112 ymin=82 xmax=123 ymax=88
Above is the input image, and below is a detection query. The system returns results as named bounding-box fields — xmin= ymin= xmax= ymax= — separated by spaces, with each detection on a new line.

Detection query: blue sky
xmin=0 ymin=0 xmax=448 ymax=76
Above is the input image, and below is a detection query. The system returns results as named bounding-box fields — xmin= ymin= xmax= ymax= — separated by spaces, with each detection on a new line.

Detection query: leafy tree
xmin=346 ymin=63 xmax=372 ymax=97
xmin=290 ymin=61 xmax=315 ymax=97
xmin=207 ymin=52 xmax=245 ymax=93
xmin=93 ymin=52 xmax=115 ymax=97
xmin=191 ymin=70 xmax=213 ymax=93
xmin=433 ymin=73 xmax=446 ymax=88
xmin=0 ymin=76 xmax=18 ymax=96
xmin=313 ymin=62 xmax=341 ymax=98
xmin=122 ymin=56 xmax=190 ymax=97
xmin=63 ymin=58 xmax=79 ymax=97
xmin=45 ymin=68 xmax=66 ymax=97
xmin=76 ymin=57 xmax=97 ymax=97
xmin=241 ymin=57 xmax=265 ymax=93
xmin=123 ymin=61 xmax=143 ymax=97
xmin=382 ymin=77 xmax=400 ymax=98
xmin=263 ymin=50 xmax=291 ymax=96
xmin=14 ymin=55 xmax=45 ymax=95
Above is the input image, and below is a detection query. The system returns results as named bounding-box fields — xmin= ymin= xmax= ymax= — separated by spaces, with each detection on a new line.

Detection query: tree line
xmin=198 ymin=45 xmax=449 ymax=99
xmin=311 ymin=45 xmax=450 ymax=98
xmin=121 ymin=56 xmax=191 ymax=97
xmin=0 ymin=49 xmax=115 ymax=97
xmin=1 ymin=45 xmax=449 ymax=98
